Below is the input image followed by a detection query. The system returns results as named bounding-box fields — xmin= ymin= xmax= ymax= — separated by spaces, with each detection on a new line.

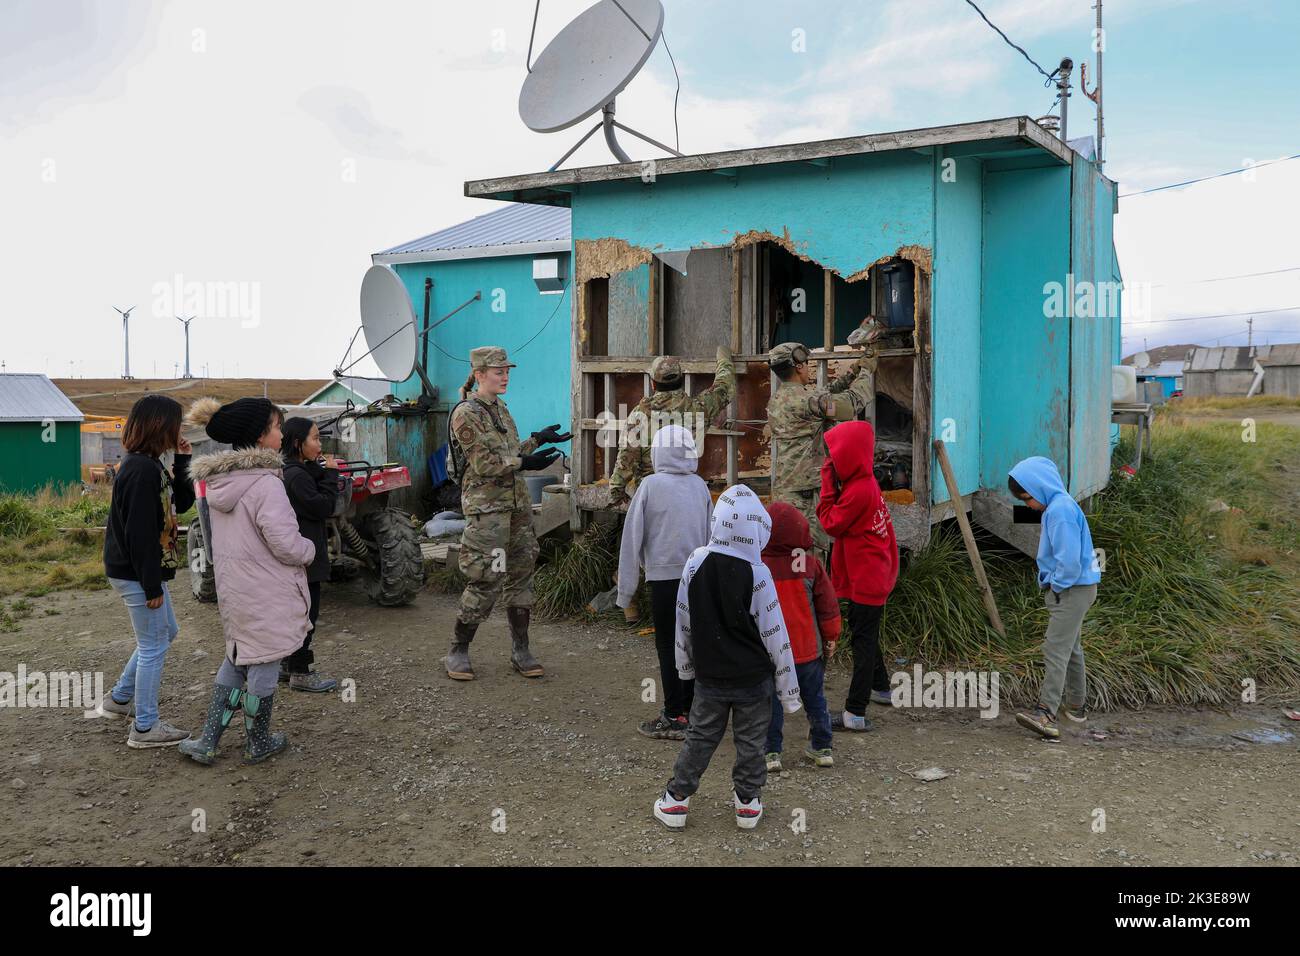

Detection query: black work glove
xmin=530 ymin=423 xmax=572 ymax=444
xmin=520 ymin=447 xmax=561 ymax=471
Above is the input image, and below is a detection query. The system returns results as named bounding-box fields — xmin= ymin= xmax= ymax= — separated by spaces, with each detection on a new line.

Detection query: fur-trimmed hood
xmin=190 ymin=446 xmax=284 ymax=481
xmin=192 ymin=447 xmax=285 ymax=516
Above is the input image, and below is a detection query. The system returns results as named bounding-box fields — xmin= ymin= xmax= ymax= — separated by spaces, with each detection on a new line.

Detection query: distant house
xmin=1254 ymin=344 xmax=1300 ymax=397
xmin=0 ymin=374 xmax=85 ymax=493
xmin=1183 ymin=344 xmax=1300 ymax=398
xmin=303 ymin=377 xmax=392 ymax=407
xmin=1183 ymin=347 xmax=1256 ymax=397
xmin=1133 ymin=360 xmax=1185 ymax=400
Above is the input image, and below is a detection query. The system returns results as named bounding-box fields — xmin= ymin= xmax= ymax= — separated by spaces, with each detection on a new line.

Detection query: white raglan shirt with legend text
xmin=674 ymin=484 xmax=802 ymax=714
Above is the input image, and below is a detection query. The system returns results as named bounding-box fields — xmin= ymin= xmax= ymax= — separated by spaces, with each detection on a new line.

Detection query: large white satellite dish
xmin=359 ymin=264 xmax=418 ymax=383
xmin=520 ymin=0 xmax=682 ymax=169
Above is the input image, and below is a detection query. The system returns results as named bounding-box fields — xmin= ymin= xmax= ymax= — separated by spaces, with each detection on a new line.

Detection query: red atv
xmin=188 ymin=459 xmax=425 ymax=607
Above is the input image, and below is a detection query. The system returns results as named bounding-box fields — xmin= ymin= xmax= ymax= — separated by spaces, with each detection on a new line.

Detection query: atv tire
xmin=360 ymin=508 xmax=424 ymax=606
xmin=187 ymin=521 xmax=217 ymax=604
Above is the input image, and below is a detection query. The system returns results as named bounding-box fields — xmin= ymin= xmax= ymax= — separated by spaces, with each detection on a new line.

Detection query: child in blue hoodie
xmin=1007 ymin=456 xmax=1101 ymax=740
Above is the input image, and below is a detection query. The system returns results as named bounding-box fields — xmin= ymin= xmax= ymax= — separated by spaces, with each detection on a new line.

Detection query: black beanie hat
xmin=205 ymin=397 xmax=278 ymax=450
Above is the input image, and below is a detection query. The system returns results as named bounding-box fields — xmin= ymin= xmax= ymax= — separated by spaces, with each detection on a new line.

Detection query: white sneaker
xmin=734 ymin=791 xmax=763 ymax=829
xmin=653 ymin=790 xmax=689 ymax=829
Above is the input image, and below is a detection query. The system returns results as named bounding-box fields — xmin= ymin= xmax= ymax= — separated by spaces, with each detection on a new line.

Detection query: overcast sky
xmin=2 ymin=0 xmax=1298 ymax=380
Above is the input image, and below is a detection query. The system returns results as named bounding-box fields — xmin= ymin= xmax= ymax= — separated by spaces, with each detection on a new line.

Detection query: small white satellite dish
xmin=359 ymin=264 xmax=418 ymax=383
xmin=520 ymin=0 xmax=682 ymax=169
xmin=1134 ymin=350 xmax=1151 ymax=370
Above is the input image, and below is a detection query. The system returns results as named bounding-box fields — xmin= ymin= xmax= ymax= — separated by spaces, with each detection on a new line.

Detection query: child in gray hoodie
xmin=617 ymin=424 xmax=713 ymax=740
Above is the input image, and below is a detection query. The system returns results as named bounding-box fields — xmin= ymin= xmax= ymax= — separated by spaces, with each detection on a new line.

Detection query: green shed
xmin=0 ymin=374 xmax=85 ymax=494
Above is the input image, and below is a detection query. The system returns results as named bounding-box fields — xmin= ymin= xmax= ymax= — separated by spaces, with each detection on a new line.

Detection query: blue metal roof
xmin=373 ymin=203 xmax=570 ymax=263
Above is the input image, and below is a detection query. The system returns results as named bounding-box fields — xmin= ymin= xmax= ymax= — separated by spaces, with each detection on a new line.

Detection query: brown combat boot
xmin=447 ymin=619 xmax=477 ymax=681
xmin=506 ymin=607 xmax=544 ymax=678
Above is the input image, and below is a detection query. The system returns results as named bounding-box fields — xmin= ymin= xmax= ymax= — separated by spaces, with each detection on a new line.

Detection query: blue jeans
xmin=767 ymin=657 xmax=833 ymax=753
xmin=108 ymin=578 xmax=179 ymax=730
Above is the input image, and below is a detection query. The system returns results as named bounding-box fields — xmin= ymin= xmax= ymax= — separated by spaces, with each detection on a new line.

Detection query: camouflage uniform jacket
xmin=768 ymin=352 xmax=877 ymax=496
xmin=608 ymin=352 xmax=736 ymax=497
xmin=451 ymin=393 xmax=539 ymax=515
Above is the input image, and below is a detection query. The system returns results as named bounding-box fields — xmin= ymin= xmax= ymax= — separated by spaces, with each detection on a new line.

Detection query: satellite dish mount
xmin=338 ymin=265 xmax=486 ymax=407
xmin=520 ymin=0 xmax=683 ymax=171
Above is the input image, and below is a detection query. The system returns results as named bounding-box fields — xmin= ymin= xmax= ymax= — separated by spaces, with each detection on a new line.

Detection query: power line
xmin=1151 ymin=266 xmax=1300 ymax=287
xmin=1119 ymin=153 xmax=1300 ymax=198
xmin=1209 ymin=328 xmax=1299 ymax=344
xmin=1125 ymin=305 xmax=1300 ymax=327
xmin=963 ymin=0 xmax=1057 ymax=83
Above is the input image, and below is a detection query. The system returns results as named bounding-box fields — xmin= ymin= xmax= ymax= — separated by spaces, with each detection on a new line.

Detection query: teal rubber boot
xmin=242 ymin=692 xmax=289 ymax=764
xmin=178 ymin=684 xmax=242 ymax=765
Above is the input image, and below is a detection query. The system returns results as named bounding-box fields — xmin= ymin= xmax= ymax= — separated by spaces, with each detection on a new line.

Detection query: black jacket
xmin=103 ymin=452 xmax=195 ymax=599
xmin=283 ymin=459 xmax=338 ymax=583
xmin=686 ymin=551 xmax=773 ymax=687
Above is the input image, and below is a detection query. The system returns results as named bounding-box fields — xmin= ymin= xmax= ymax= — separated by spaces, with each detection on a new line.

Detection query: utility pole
xmin=1095 ymin=0 xmax=1104 ymax=168
xmin=1247 ymin=316 xmax=1253 ymax=347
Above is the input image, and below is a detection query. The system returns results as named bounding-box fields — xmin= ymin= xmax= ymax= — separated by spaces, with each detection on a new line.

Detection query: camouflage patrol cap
xmin=649 ymin=355 xmax=683 ymax=384
xmin=469 ymin=346 xmax=517 ymax=370
xmin=768 ymin=342 xmax=810 ymax=368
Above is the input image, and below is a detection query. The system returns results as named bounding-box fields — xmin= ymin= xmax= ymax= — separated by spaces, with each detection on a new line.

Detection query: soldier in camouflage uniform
xmin=766 ymin=334 xmax=880 ymax=563
xmin=447 ymin=346 xmax=570 ymax=681
xmin=607 ymin=344 xmax=735 ymax=503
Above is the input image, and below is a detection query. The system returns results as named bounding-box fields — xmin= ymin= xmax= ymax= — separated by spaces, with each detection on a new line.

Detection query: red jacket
xmin=816 ymin=421 xmax=899 ymax=606
xmin=761 ymin=501 xmax=841 ymax=664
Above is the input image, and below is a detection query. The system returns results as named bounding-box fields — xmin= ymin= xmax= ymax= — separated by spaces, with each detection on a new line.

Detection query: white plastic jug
xmin=1112 ymin=365 xmax=1138 ymax=404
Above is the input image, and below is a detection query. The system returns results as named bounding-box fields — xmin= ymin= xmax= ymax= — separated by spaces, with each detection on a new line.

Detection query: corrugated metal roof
xmin=373 ymin=203 xmax=570 ymax=263
xmin=0 ymin=374 xmax=84 ymax=422
xmin=1135 ymin=361 xmax=1185 ymax=378
xmin=1187 ymin=346 xmax=1255 ymax=372
xmin=1185 ymin=344 xmax=1300 ymax=371
xmin=303 ymin=377 xmax=393 ymax=404
xmin=1257 ymin=343 xmax=1300 ymax=367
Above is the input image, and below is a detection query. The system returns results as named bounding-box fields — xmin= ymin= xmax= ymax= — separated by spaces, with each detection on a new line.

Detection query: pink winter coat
xmin=190 ymin=447 xmax=316 ymax=665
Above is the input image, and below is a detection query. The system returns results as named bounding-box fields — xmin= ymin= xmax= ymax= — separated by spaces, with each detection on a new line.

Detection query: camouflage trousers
xmin=772 ymin=486 xmax=831 ymax=566
xmin=457 ymin=507 xmax=539 ymax=625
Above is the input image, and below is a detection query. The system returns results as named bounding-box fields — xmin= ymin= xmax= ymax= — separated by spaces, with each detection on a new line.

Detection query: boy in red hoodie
xmin=761 ymin=502 xmax=842 ymax=769
xmin=817 ymin=421 xmax=900 ymax=732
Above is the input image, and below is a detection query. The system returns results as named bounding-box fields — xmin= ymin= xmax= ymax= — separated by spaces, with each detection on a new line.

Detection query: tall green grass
xmin=876 ymin=418 xmax=1300 ymax=708
xmin=0 ymin=483 xmax=112 ymax=598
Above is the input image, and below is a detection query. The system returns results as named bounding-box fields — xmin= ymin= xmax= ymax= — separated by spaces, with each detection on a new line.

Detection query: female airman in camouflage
xmin=447 ymin=346 xmax=569 ymax=681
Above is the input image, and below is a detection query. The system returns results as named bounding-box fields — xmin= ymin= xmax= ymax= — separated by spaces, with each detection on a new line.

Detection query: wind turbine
xmin=112 ymin=306 xmax=137 ymax=379
xmin=175 ymin=315 xmax=197 ymax=379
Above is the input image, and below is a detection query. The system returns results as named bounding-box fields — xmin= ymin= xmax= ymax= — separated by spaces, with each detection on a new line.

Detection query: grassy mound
xmin=0 ymin=483 xmax=113 ymax=608
xmin=879 ymin=412 xmax=1300 ymax=707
